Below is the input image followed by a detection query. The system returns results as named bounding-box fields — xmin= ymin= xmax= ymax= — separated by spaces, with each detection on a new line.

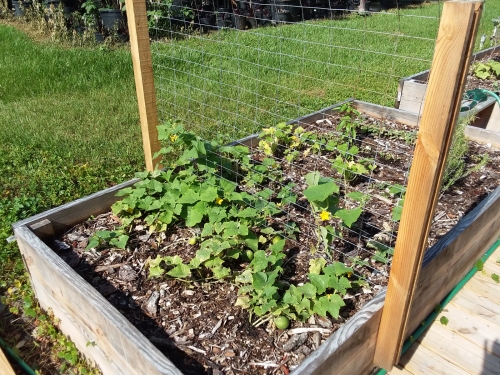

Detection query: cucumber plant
xmin=86 ymin=121 xmax=372 ymax=327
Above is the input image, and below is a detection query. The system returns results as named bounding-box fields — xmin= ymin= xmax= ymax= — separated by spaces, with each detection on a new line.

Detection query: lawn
xmin=0 ymin=0 xmax=499 ymax=372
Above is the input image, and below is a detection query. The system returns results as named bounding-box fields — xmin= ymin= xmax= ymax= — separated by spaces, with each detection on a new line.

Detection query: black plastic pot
xmin=12 ymin=0 xmax=32 ymax=17
xmin=99 ymin=9 xmax=124 ymax=31
xmin=216 ymin=8 xmax=232 ymax=28
xmin=271 ymin=0 xmax=300 ymax=24
xmin=198 ymin=13 xmax=216 ymax=32
xmin=44 ymin=0 xmax=60 ymax=8
xmin=254 ymin=5 xmax=272 ymax=25
xmin=233 ymin=13 xmax=246 ymax=30
xmin=94 ymin=31 xmax=105 ymax=42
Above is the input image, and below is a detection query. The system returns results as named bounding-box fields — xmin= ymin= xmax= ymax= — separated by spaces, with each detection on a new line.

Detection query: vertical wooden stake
xmin=373 ymin=1 xmax=482 ymax=371
xmin=126 ymin=0 xmax=161 ymax=171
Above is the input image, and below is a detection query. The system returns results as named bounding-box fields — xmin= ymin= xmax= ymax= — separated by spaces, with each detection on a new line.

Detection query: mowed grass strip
xmin=0 ymin=23 xmax=143 ymax=278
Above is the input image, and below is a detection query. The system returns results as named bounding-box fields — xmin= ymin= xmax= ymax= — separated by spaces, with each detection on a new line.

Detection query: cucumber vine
xmin=86 ymin=113 xmax=391 ymax=327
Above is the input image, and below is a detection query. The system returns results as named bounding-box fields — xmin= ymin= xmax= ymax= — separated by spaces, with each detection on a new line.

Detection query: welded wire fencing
xmin=148 ymin=1 xmax=443 ymax=140
xmin=145 ymin=0 xmax=448 ymax=295
xmin=119 ymin=0 xmax=493 ymax=370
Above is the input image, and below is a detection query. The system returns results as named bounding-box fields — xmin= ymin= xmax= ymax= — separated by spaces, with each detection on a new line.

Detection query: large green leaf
xmin=251 ymin=250 xmax=269 ymax=272
xmin=303 ymin=182 xmax=339 ymax=203
xmin=212 ymin=266 xmax=230 ymax=279
xmin=223 ymin=221 xmax=239 ymax=237
xmin=304 ymin=171 xmax=321 ymax=186
xmin=178 ymin=189 xmax=200 ymax=204
xmin=329 ymin=276 xmax=351 ymax=294
xmin=297 ymin=283 xmax=317 ymax=299
xmin=244 ymin=231 xmax=259 ymax=251
xmin=167 ymin=264 xmax=191 ymax=278
xmin=309 ymin=258 xmax=327 ymax=275
xmin=252 ymin=272 xmax=268 ymax=289
xmin=195 ymin=248 xmax=212 ymax=263
xmin=308 ymin=273 xmax=330 ymax=295
xmin=186 ymin=207 xmax=204 ymax=227
xmin=201 ymin=222 xmax=213 ymax=237
xmin=335 ymin=207 xmax=362 ymax=227
xmin=489 ymin=60 xmax=500 ymax=76
xmin=313 ymin=295 xmax=345 ymax=319
xmin=200 ymin=186 xmax=219 ymax=202
xmin=237 ymin=207 xmax=258 ymax=218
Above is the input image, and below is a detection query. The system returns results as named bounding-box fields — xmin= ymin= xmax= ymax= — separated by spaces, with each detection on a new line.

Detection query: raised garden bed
xmin=395 ymin=46 xmax=500 ymax=148
xmin=13 ymin=101 xmax=500 ymax=375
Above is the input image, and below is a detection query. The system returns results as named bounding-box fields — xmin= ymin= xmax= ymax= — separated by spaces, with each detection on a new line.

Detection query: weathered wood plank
xmin=388 ymin=365 xmax=415 ymax=375
xmin=290 ymin=291 xmax=385 ymax=375
xmin=354 ymin=101 xmax=420 ymax=127
xmin=464 ymin=277 xmax=500 ymax=305
xmin=12 ymin=183 xmax=500 ymax=375
xmin=126 ymin=0 xmax=161 ymax=171
xmin=398 ymin=81 xmax=427 ymax=115
xmin=374 ymin=2 xmax=481 ymax=369
xmin=0 ymin=348 xmax=15 ymax=375
xmin=398 ymin=342 xmax=470 ymax=375
xmin=15 ymin=226 xmax=182 ymax=375
xmin=450 ymin=287 xmax=500 ymax=328
xmin=486 ymin=103 xmax=500 ymax=132
xmin=407 ymin=187 xmax=500 ymax=337
xmin=464 ymin=126 xmax=500 ymax=149
xmin=435 ymin=303 xmax=500 ymax=357
xmin=418 ymin=321 xmax=500 ymax=375
xmin=29 ymin=218 xmax=55 ymax=241
xmin=12 ymin=178 xmax=138 ymax=235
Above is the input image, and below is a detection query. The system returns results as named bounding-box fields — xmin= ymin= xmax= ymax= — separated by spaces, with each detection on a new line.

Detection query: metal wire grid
xmin=184 ymin=111 xmax=415 ymax=289
xmin=148 ymin=2 xmax=443 ymax=288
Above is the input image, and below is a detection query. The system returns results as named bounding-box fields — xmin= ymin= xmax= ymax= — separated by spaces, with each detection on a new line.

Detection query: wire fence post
xmin=126 ymin=0 xmax=161 ymax=171
xmin=373 ymin=1 xmax=483 ymax=371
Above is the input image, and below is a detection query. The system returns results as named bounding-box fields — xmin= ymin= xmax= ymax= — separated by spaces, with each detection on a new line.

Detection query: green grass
xmin=0 ymin=0 xmax=499 ymax=371
xmin=0 ymin=25 xmax=144 ymax=280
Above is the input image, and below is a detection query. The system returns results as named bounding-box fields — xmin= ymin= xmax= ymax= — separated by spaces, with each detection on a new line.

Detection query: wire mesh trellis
xmin=147 ymin=3 xmax=444 ymax=281
xmin=131 ymin=0 xmax=489 ymax=371
xmin=149 ymin=1 xmax=443 ymax=140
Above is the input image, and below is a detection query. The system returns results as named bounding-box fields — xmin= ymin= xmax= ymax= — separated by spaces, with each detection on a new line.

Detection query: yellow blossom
xmin=319 ymin=210 xmax=331 ymax=221
xmin=215 ymin=197 xmax=224 ymax=205
xmin=169 ymin=134 xmax=178 ymax=142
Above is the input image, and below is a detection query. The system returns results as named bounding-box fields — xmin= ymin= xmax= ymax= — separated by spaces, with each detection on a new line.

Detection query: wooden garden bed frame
xmin=11 ymin=1 xmax=500 ymax=375
xmin=12 ymin=97 xmax=500 ymax=375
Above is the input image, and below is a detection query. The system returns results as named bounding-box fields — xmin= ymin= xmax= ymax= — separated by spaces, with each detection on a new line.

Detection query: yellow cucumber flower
xmin=319 ymin=210 xmax=331 ymax=221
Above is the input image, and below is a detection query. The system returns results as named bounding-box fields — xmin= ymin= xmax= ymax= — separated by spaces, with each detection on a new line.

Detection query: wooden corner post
xmin=126 ymin=0 xmax=161 ymax=171
xmin=373 ymin=1 xmax=482 ymax=371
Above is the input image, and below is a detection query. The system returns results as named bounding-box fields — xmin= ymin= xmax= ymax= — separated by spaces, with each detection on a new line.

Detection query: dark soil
xmin=54 ymin=113 xmax=500 ymax=375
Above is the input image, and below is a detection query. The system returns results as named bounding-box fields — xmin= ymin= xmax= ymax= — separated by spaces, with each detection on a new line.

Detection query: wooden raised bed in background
xmin=13 ymin=99 xmax=500 ymax=375
xmin=394 ymin=45 xmax=500 ymax=111
xmin=394 ymin=45 xmax=500 ymax=148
